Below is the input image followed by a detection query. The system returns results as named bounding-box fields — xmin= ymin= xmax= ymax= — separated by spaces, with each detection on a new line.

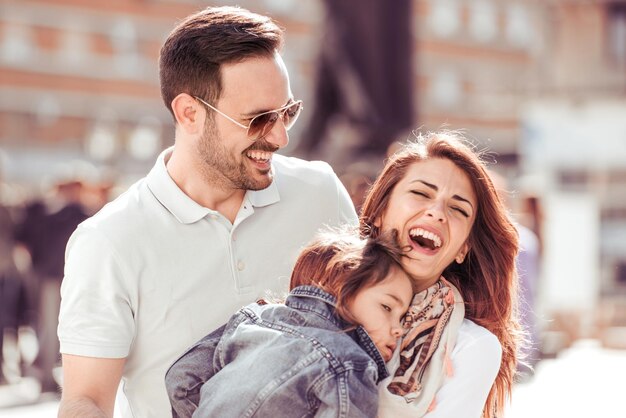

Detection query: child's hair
xmin=289 ymin=228 xmax=406 ymax=324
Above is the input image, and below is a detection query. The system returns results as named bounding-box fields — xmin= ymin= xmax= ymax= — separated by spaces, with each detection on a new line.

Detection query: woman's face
xmin=378 ymin=158 xmax=477 ymax=292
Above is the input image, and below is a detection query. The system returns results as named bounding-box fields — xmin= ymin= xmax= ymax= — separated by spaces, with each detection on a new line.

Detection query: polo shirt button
xmin=237 ymin=260 xmax=245 ymax=271
xmin=209 ymin=214 xmax=217 ymax=220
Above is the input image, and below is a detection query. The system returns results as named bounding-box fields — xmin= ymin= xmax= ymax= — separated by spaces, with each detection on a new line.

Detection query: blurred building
xmin=414 ymin=0 xmax=543 ymax=165
xmin=519 ymin=1 xmax=626 ymax=347
xmin=1 ymin=0 xmax=625 ymax=342
xmin=0 ymin=0 xmax=322 ymax=192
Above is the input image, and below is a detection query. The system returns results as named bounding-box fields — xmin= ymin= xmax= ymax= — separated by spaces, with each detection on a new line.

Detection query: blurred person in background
xmin=296 ymin=0 xmax=413 ymax=160
xmin=14 ymin=176 xmax=89 ymax=393
xmin=0 ymin=171 xmax=25 ymax=386
xmin=339 ymin=162 xmax=376 ymax=213
xmin=514 ymin=193 xmax=543 ymax=376
xmin=57 ymin=6 xmax=356 ymax=418
xmin=360 ymin=132 xmax=522 ymax=418
xmin=490 ymin=171 xmax=543 ymax=379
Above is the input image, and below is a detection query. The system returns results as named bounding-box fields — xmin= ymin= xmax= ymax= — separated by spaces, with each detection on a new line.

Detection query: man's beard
xmin=196 ymin=123 xmax=279 ymax=191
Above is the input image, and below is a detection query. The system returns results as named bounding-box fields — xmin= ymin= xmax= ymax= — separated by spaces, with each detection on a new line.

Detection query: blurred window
xmin=0 ymin=24 xmax=35 ymax=65
xmin=429 ymin=0 xmax=461 ymax=38
xmin=469 ymin=0 xmax=497 ymax=43
xmin=431 ymin=70 xmax=462 ymax=109
xmin=60 ymin=31 xmax=89 ymax=66
xmin=505 ymin=3 xmax=533 ymax=48
xmin=109 ymin=17 xmax=139 ymax=77
xmin=128 ymin=117 xmax=162 ymax=161
xmin=558 ymin=169 xmax=589 ymax=189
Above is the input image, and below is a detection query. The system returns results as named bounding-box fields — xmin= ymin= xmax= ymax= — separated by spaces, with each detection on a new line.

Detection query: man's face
xmin=197 ymin=52 xmax=293 ymax=191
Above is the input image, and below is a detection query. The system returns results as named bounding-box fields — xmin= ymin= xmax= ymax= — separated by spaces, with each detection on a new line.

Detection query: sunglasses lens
xmin=282 ymin=102 xmax=302 ymax=130
xmin=247 ymin=101 xmax=303 ymax=139
xmin=249 ymin=112 xmax=279 ymax=139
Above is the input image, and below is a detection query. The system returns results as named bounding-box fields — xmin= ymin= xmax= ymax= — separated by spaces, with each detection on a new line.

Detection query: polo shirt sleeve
xmin=58 ymin=225 xmax=136 ymax=358
xmin=423 ymin=321 xmax=502 ymax=418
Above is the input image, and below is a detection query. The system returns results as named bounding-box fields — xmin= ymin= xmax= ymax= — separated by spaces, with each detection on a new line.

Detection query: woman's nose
xmin=425 ymin=200 xmax=446 ymax=222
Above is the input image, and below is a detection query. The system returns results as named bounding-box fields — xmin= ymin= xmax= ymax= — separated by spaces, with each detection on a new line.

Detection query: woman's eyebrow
xmin=410 ymin=179 xmax=474 ymax=209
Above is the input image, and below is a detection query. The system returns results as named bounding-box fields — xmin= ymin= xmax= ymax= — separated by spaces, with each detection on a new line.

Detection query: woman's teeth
xmin=409 ymin=227 xmax=442 ymax=249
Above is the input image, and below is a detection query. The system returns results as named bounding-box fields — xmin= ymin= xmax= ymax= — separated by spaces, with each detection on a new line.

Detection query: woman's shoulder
xmin=453 ymin=319 xmax=503 ymax=364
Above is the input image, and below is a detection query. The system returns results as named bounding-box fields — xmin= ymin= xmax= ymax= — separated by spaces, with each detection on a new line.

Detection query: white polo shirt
xmin=58 ymin=147 xmax=357 ymax=417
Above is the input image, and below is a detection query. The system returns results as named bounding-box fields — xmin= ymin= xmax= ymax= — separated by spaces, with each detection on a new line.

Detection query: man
xmin=58 ymin=6 xmax=357 ymax=417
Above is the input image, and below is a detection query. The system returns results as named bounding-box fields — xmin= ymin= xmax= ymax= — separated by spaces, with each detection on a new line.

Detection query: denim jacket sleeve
xmin=165 ymin=324 xmax=227 ymax=418
xmin=314 ymin=366 xmax=379 ymax=418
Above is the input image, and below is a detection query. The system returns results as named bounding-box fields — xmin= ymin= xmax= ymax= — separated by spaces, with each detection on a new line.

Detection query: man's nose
xmin=264 ymin=117 xmax=289 ymax=149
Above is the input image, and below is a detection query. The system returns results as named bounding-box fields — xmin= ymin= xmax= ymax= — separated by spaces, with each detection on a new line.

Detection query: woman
xmin=360 ymin=131 xmax=522 ymax=418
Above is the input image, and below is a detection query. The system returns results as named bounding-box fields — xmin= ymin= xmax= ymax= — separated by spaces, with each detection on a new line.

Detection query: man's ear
xmin=171 ymin=93 xmax=203 ymax=135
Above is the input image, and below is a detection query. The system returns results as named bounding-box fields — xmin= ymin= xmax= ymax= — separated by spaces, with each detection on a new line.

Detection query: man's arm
xmin=58 ymin=354 xmax=126 ymax=418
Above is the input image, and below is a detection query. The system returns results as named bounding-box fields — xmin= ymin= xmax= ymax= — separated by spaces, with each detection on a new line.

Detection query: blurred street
xmin=505 ymin=339 xmax=626 ymax=418
xmin=0 ymin=339 xmax=624 ymax=417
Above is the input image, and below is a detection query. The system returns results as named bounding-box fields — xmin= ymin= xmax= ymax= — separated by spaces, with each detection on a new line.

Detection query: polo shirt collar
xmin=246 ymin=177 xmax=279 ymax=208
xmin=146 ymin=147 xmax=280 ymax=224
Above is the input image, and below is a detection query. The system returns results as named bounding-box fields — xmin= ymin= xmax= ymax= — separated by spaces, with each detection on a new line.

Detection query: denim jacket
xmin=165 ymin=286 xmax=389 ymax=418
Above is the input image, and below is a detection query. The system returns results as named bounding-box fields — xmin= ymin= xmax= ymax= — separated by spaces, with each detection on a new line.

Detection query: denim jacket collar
xmin=287 ymin=286 xmax=389 ymax=381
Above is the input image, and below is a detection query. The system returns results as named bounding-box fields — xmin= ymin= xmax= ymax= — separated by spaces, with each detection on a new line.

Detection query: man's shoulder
xmin=272 ymin=154 xmax=338 ymax=188
xmin=79 ymin=178 xmax=152 ymax=235
xmin=273 ymin=154 xmax=334 ymax=176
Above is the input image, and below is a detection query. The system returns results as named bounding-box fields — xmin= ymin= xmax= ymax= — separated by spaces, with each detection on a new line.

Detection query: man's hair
xmin=159 ymin=6 xmax=284 ymax=118
xmin=290 ymin=228 xmax=405 ymax=325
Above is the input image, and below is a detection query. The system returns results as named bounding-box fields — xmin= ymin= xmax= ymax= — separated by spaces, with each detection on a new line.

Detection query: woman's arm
xmin=424 ymin=321 xmax=502 ymax=418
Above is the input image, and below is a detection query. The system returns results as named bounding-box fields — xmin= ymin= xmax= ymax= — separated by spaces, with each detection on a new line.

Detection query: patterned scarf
xmin=385 ymin=277 xmax=464 ymax=404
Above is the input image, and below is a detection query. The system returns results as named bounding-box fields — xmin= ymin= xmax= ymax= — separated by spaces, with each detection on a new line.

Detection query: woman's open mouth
xmin=409 ymin=227 xmax=443 ymax=254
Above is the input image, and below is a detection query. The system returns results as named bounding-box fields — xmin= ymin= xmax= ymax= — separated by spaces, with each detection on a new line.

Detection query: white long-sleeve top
xmin=379 ymin=319 xmax=502 ymax=418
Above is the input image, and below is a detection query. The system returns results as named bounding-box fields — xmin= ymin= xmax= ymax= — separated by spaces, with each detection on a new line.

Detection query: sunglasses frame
xmin=194 ymin=96 xmax=303 ymax=141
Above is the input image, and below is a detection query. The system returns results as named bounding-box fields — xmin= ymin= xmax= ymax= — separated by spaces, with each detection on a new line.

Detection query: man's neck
xmin=166 ymin=148 xmax=246 ymax=224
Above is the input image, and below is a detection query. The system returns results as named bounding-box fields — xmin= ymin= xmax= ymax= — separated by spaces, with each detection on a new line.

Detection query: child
xmin=165 ymin=229 xmax=412 ymax=417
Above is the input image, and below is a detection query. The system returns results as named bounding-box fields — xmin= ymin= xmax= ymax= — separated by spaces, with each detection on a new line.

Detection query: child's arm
xmin=165 ymin=324 xmax=227 ymax=418
xmin=314 ymin=366 xmax=380 ymax=418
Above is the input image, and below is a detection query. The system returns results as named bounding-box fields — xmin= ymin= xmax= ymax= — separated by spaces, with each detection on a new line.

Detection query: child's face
xmin=347 ymin=266 xmax=413 ymax=362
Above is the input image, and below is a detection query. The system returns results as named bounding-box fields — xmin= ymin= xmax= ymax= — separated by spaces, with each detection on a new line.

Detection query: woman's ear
xmin=455 ymin=242 xmax=470 ymax=264
xmin=171 ymin=93 xmax=203 ymax=135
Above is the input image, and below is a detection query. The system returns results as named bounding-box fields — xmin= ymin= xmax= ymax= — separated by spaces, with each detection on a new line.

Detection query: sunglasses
xmin=194 ymin=96 xmax=303 ymax=141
